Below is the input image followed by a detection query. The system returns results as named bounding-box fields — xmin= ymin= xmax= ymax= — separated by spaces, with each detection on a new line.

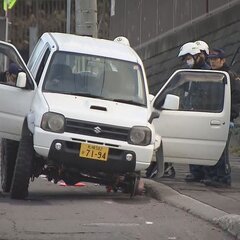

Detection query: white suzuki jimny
xmin=0 ymin=33 xmax=159 ymax=199
xmin=0 ymin=33 xmax=231 ymax=199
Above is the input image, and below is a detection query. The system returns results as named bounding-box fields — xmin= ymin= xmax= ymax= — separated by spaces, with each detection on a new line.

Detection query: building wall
xmin=110 ymin=0 xmax=240 ymax=94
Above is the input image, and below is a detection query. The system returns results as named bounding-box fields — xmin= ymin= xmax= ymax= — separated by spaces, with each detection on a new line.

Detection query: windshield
xmin=42 ymin=51 xmax=147 ymax=106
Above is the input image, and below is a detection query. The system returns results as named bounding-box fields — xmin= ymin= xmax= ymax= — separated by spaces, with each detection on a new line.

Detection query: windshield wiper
xmin=44 ymin=90 xmax=99 ymax=98
xmin=112 ymin=98 xmax=146 ymax=106
xmin=65 ymin=92 xmax=100 ymax=98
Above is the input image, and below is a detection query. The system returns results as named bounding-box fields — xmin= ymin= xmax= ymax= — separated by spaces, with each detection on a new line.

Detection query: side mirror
xmin=162 ymin=94 xmax=179 ymax=110
xmin=16 ymin=72 xmax=27 ymax=88
xmin=148 ymin=111 xmax=160 ymax=123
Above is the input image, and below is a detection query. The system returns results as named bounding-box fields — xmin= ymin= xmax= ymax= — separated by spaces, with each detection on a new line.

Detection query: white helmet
xmin=114 ymin=36 xmax=130 ymax=46
xmin=195 ymin=40 xmax=209 ymax=55
xmin=178 ymin=42 xmax=201 ymax=57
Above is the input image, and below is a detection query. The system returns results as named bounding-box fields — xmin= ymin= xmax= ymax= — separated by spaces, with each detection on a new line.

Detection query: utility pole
xmin=66 ymin=0 xmax=71 ymax=33
xmin=75 ymin=0 xmax=98 ymax=38
xmin=5 ymin=8 xmax=9 ymax=42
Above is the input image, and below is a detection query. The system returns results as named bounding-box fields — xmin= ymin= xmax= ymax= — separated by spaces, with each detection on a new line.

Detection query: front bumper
xmin=48 ymin=140 xmax=136 ymax=174
xmin=33 ymin=127 xmax=154 ymax=172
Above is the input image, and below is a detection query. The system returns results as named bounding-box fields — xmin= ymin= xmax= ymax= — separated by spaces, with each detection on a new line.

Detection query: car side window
xmin=172 ymin=81 xmax=224 ymax=112
xmin=27 ymin=39 xmax=45 ymax=70
xmin=154 ymin=71 xmax=225 ymax=113
xmin=35 ymin=48 xmax=50 ymax=85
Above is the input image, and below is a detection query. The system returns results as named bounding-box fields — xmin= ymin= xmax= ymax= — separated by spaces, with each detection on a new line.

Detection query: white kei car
xmin=0 ymin=33 xmax=231 ymax=199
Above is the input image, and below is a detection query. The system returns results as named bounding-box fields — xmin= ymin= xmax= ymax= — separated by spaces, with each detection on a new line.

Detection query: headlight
xmin=128 ymin=126 xmax=151 ymax=146
xmin=41 ymin=112 xmax=65 ymax=133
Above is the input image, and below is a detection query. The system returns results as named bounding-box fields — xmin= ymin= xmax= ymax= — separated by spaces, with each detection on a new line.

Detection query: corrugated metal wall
xmin=110 ymin=0 xmax=235 ymax=47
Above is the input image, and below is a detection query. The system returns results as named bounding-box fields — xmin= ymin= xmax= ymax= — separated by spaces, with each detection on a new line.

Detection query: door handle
xmin=210 ymin=120 xmax=221 ymax=126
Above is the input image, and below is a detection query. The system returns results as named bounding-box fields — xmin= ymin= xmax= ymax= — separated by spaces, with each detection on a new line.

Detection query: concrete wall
xmin=135 ymin=1 xmax=240 ymax=94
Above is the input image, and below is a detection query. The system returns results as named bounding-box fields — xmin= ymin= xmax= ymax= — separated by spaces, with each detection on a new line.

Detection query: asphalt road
xmin=0 ymin=177 xmax=235 ymax=240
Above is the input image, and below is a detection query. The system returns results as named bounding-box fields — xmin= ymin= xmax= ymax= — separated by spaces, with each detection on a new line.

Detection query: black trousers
xmin=189 ymin=164 xmax=205 ymax=179
xmin=205 ymin=130 xmax=231 ymax=180
xmin=204 ymin=131 xmax=231 ymax=181
xmin=189 ymin=130 xmax=231 ymax=180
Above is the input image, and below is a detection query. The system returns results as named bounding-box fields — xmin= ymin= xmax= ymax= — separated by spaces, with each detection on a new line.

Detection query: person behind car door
xmin=0 ymin=63 xmax=22 ymax=86
xmin=178 ymin=41 xmax=211 ymax=182
xmin=202 ymin=48 xmax=240 ymax=187
xmin=195 ymin=40 xmax=210 ymax=64
xmin=146 ymin=42 xmax=210 ymax=179
xmin=179 ymin=41 xmax=211 ymax=70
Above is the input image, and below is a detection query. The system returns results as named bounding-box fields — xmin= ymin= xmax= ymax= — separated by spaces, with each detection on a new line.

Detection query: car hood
xmin=43 ymin=93 xmax=150 ymax=127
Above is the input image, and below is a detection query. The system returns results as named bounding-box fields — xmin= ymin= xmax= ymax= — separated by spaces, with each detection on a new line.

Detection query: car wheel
xmin=1 ymin=139 xmax=19 ymax=192
xmin=10 ymin=122 xmax=34 ymax=199
xmin=130 ymin=176 xmax=140 ymax=198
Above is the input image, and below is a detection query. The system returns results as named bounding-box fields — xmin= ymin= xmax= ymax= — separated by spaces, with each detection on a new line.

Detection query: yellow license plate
xmin=79 ymin=143 xmax=109 ymax=161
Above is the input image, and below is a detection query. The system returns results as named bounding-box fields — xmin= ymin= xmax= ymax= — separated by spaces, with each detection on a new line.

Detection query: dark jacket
xmin=0 ymin=71 xmax=7 ymax=83
xmin=217 ymin=64 xmax=240 ymax=121
xmin=193 ymin=60 xmax=211 ymax=70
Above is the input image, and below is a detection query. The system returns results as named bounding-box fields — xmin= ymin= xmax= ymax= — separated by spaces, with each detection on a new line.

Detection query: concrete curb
xmin=144 ymin=179 xmax=240 ymax=239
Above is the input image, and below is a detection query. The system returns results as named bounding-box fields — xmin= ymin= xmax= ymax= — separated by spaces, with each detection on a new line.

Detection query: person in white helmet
xmin=146 ymin=42 xmax=211 ymax=180
xmin=195 ymin=40 xmax=209 ymax=55
xmin=178 ymin=42 xmax=211 ymax=70
xmin=178 ymin=42 xmax=211 ymax=182
xmin=195 ymin=40 xmax=210 ymax=65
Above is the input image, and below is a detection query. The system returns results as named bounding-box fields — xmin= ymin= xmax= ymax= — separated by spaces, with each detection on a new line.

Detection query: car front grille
xmin=65 ymin=118 xmax=130 ymax=141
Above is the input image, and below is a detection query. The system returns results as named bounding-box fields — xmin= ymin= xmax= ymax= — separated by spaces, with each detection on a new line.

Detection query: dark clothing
xmin=217 ymin=64 xmax=240 ymax=121
xmin=193 ymin=60 xmax=211 ymax=70
xmin=0 ymin=71 xmax=7 ymax=83
xmin=188 ymin=59 xmax=211 ymax=179
xmin=204 ymin=130 xmax=232 ymax=184
xmin=204 ymin=63 xmax=240 ymax=185
xmin=189 ymin=165 xmax=205 ymax=179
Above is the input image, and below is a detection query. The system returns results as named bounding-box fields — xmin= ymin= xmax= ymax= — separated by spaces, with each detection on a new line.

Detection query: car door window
xmin=27 ymin=38 xmax=45 ymax=70
xmin=35 ymin=48 xmax=50 ymax=85
xmin=154 ymin=71 xmax=225 ymax=113
xmin=0 ymin=43 xmax=33 ymax=89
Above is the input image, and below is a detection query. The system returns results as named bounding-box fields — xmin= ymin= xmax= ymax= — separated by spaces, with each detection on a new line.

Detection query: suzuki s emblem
xmin=94 ymin=126 xmax=102 ymax=134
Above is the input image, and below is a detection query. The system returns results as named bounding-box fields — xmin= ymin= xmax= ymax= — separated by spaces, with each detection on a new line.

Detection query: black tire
xmin=10 ymin=122 xmax=34 ymax=199
xmin=151 ymin=146 xmax=165 ymax=179
xmin=1 ymin=139 xmax=19 ymax=192
xmin=130 ymin=176 xmax=140 ymax=198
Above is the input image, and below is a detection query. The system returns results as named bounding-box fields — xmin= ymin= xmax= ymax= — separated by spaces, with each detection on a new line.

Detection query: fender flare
xmin=26 ymin=112 xmax=35 ymax=134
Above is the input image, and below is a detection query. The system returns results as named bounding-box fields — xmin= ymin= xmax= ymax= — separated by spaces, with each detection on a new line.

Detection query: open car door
xmin=0 ymin=41 xmax=36 ymax=141
xmin=152 ymin=69 xmax=230 ymax=166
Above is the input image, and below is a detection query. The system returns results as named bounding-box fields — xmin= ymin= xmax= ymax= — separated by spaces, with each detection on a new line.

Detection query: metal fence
xmin=0 ymin=0 xmax=110 ymax=62
xmin=0 ymin=0 xmax=74 ymax=61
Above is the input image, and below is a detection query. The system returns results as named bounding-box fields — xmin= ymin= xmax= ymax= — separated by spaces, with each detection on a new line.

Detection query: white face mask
xmin=186 ymin=58 xmax=194 ymax=68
